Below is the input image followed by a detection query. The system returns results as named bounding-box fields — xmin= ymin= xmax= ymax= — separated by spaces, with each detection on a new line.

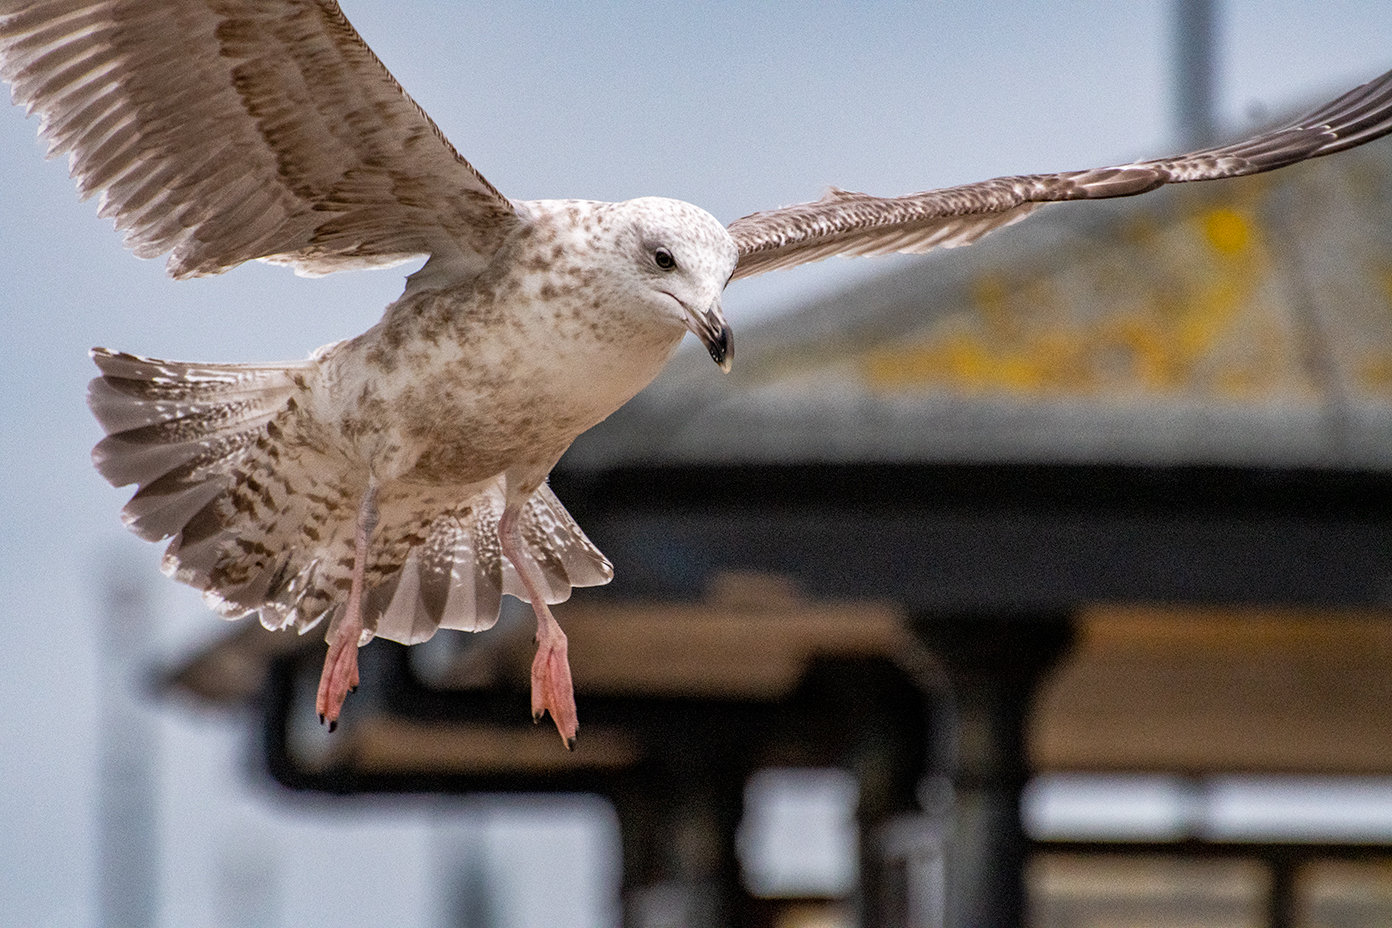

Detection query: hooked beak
xmin=685 ymin=299 xmax=733 ymax=373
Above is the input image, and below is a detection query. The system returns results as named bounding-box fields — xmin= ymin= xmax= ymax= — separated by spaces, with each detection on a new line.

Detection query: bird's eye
xmin=654 ymin=247 xmax=676 ymax=270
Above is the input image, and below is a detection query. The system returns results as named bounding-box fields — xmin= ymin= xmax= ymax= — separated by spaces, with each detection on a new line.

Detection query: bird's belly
xmin=394 ymin=402 xmax=578 ymax=486
xmin=321 ymin=296 xmax=684 ymax=489
xmin=394 ymin=343 xmax=675 ymax=486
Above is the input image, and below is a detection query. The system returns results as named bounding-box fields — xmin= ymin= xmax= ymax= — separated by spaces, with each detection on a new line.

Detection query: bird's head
xmin=610 ymin=197 xmax=737 ymax=371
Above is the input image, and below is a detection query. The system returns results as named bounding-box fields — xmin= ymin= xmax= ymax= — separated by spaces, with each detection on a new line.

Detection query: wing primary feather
xmin=0 ymin=0 xmax=521 ymax=280
xmin=729 ymin=67 xmax=1392 ymax=281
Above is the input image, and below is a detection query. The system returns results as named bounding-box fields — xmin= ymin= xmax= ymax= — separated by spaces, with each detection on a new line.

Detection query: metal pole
xmin=1173 ymin=0 xmax=1220 ymax=148
xmin=96 ymin=562 xmax=158 ymax=928
xmin=912 ymin=612 xmax=1075 ymax=928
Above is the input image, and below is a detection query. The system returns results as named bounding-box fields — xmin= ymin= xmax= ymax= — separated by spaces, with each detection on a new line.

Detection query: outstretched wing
xmin=728 ymin=67 xmax=1392 ymax=281
xmin=0 ymin=0 xmax=519 ymax=279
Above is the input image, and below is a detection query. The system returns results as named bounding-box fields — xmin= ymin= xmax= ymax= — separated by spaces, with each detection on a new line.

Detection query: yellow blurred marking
xmin=854 ymin=197 xmax=1306 ymax=399
xmin=1202 ymin=207 xmax=1252 ymax=256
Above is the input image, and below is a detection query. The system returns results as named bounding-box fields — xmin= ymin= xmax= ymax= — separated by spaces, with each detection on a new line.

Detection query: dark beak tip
xmin=709 ymin=324 xmax=733 ymax=372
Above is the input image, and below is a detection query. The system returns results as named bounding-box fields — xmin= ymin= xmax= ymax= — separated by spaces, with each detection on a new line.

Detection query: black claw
xmin=319 ymin=713 xmax=325 ymax=725
xmin=348 ymin=684 xmax=358 ymax=694
xmin=532 ymin=711 xmax=543 ymax=724
xmin=565 ymin=736 xmax=577 ymax=752
xmin=328 ymin=719 xmax=338 ymax=734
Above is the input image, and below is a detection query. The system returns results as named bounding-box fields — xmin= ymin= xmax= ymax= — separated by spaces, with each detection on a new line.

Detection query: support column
xmin=615 ymin=727 xmax=749 ymax=928
xmin=98 ymin=564 xmax=159 ymax=928
xmin=911 ymin=611 xmax=1075 ymax=928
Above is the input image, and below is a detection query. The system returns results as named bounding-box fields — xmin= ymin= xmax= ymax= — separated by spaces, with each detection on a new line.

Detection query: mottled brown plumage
xmin=3 ymin=0 xmax=1391 ymax=744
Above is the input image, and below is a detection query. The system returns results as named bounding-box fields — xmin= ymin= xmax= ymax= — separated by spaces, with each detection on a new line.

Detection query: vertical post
xmin=1268 ymin=855 xmax=1297 ymax=928
xmin=97 ymin=563 xmax=158 ymax=928
xmin=617 ymin=739 xmax=747 ymax=928
xmin=433 ymin=803 xmax=501 ymax=928
xmin=1173 ymin=0 xmax=1220 ymax=149
xmin=911 ymin=612 xmax=1074 ymax=928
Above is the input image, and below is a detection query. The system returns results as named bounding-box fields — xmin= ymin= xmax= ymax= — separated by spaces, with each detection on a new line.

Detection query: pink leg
xmin=499 ymin=504 xmax=577 ymax=750
xmin=316 ymin=478 xmax=380 ymax=732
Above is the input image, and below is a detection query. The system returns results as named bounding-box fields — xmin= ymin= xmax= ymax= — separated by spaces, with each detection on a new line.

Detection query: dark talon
xmin=565 ymin=736 xmax=576 ymax=752
xmin=348 ymin=685 xmax=357 ymax=694
xmin=328 ymin=719 xmax=338 ymax=733
xmin=319 ymin=713 xmax=325 ymax=725
xmin=533 ymin=711 xmax=543 ymax=724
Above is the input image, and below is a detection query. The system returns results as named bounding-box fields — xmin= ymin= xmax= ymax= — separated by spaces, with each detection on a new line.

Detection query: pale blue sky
xmin=2 ymin=3 xmax=1391 ymax=925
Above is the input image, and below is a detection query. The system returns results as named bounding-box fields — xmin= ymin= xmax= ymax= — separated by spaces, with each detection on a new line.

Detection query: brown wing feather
xmin=0 ymin=0 xmax=519 ymax=279
xmin=728 ymin=67 xmax=1392 ymax=281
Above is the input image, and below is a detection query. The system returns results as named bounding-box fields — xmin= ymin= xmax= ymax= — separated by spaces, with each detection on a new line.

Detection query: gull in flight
xmin=2 ymin=0 xmax=1390 ymax=747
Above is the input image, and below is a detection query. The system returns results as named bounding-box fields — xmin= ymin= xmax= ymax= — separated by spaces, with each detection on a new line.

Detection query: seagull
xmin=2 ymin=1 xmax=1390 ymax=747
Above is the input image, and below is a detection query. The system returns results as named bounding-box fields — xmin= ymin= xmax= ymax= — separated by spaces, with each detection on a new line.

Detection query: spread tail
xmin=88 ymin=348 xmax=612 ymax=645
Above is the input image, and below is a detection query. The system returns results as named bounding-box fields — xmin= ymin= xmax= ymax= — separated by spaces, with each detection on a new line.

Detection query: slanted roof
xmin=567 ymin=146 xmax=1392 ymax=471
